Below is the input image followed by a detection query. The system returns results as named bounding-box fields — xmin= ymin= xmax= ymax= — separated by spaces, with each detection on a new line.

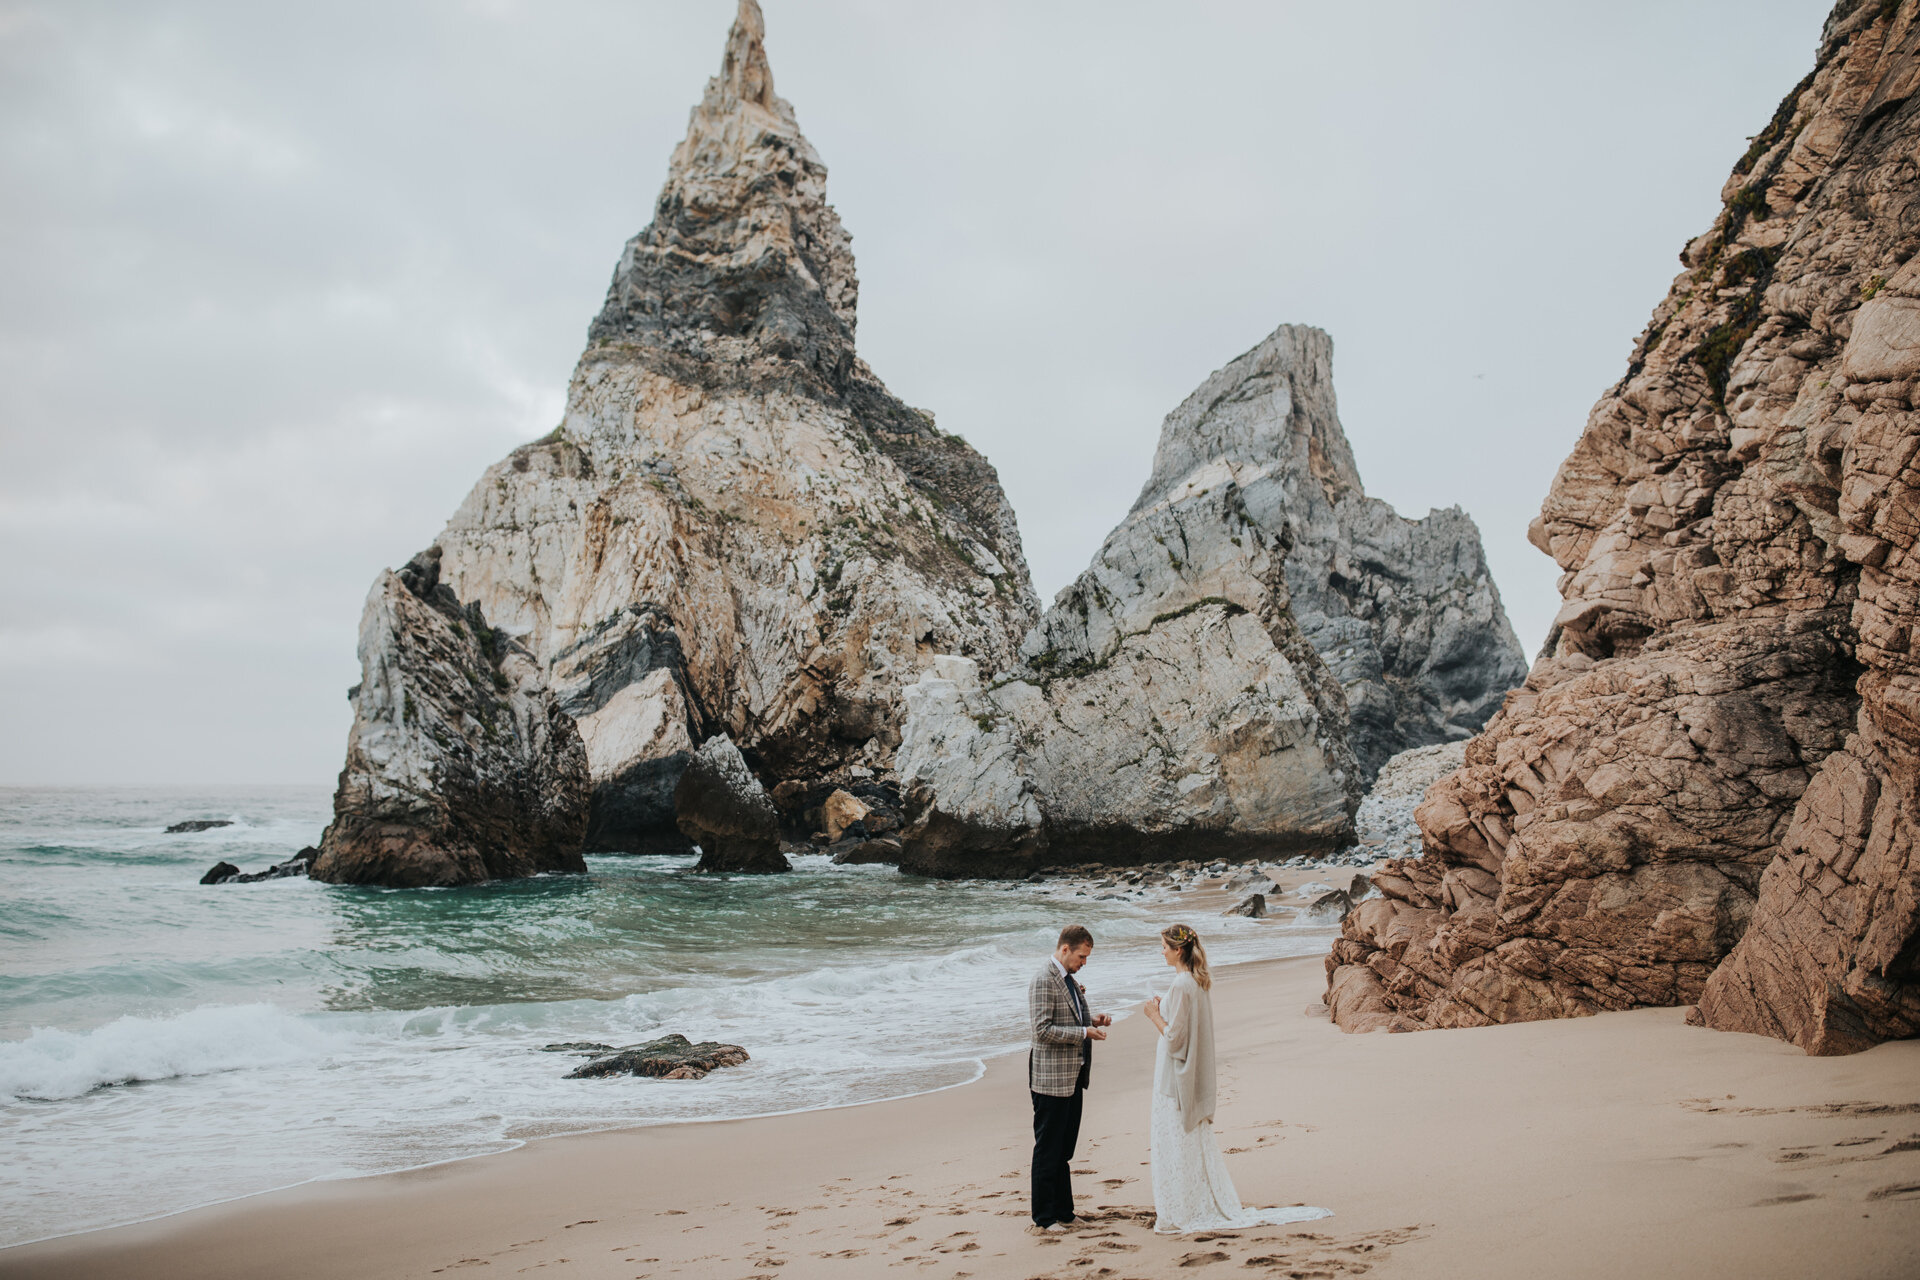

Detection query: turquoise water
xmin=0 ymin=786 xmax=1334 ymax=1246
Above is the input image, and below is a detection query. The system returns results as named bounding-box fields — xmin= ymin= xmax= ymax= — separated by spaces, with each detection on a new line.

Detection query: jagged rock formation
xmin=433 ymin=0 xmax=1037 ymax=853
xmin=676 ymin=733 xmax=788 ymax=873
xmin=894 ymin=326 xmax=1521 ymax=875
xmin=1134 ymin=327 xmax=1527 ymax=782
xmin=1328 ymin=0 xmax=1920 ymax=1054
xmin=311 ymin=548 xmax=591 ymax=888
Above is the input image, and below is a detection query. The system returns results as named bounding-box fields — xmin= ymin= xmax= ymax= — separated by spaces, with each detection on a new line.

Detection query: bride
xmin=1141 ymin=924 xmax=1332 ymax=1234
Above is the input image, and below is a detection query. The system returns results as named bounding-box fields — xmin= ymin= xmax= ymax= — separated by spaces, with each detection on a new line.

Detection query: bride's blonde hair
xmin=1162 ymin=924 xmax=1211 ymax=990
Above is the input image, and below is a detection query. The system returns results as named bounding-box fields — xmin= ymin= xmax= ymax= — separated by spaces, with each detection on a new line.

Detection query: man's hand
xmin=1086 ymin=1027 xmax=1108 ymax=1041
xmin=1092 ymin=1013 xmax=1112 ymax=1027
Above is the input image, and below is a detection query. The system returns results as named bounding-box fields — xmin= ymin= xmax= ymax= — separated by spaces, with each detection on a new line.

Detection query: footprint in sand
xmin=1175 ymin=1249 xmax=1230 ymax=1266
xmin=1753 ymin=1194 xmax=1821 ymax=1206
xmin=1867 ymin=1182 xmax=1920 ymax=1201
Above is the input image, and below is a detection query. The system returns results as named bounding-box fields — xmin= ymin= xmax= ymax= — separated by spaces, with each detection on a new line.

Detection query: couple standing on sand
xmin=1027 ymin=923 xmax=1332 ymax=1236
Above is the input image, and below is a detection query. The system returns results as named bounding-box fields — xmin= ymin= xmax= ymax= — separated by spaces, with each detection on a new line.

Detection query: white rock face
xmin=1139 ymin=326 xmax=1527 ymax=781
xmin=894 ymin=657 xmax=1045 ymax=875
xmin=899 ymin=480 xmax=1362 ymax=873
xmin=896 ymin=325 xmax=1524 ymax=874
xmin=430 ymin=1 xmax=1037 ymax=852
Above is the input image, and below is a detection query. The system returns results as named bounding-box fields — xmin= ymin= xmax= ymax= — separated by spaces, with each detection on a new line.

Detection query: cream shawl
xmin=1158 ymin=970 xmax=1216 ymax=1132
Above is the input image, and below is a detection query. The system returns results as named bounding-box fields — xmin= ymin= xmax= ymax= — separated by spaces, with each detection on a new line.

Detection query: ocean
xmin=0 ymin=785 xmax=1335 ymax=1247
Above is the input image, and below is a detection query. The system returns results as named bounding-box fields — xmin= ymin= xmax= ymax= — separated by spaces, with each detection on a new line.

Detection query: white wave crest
xmin=0 ymin=1004 xmax=335 ymax=1101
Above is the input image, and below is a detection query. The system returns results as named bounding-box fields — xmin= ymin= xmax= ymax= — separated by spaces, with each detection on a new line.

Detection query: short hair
xmin=1058 ymin=924 xmax=1093 ymax=950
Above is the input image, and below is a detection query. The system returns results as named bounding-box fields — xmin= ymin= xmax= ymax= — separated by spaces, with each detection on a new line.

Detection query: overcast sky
xmin=0 ymin=0 xmax=1831 ymax=785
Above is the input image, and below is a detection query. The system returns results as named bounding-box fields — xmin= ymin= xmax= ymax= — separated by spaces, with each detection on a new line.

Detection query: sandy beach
xmin=4 ymin=952 xmax=1916 ymax=1280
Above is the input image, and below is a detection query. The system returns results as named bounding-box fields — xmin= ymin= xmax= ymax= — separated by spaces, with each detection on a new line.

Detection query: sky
xmin=0 ymin=0 xmax=1834 ymax=785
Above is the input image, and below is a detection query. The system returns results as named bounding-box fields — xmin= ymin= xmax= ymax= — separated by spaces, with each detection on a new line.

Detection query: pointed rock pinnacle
xmin=719 ymin=0 xmax=775 ymax=110
xmin=590 ymin=0 xmax=860 ymax=383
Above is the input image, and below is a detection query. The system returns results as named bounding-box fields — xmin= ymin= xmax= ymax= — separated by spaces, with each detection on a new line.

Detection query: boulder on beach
xmin=565 ymin=1034 xmax=751 ymax=1081
xmin=676 ymin=735 xmax=788 ymax=874
xmin=821 ymin=789 xmax=870 ymax=843
xmin=1223 ymin=893 xmax=1267 ymax=918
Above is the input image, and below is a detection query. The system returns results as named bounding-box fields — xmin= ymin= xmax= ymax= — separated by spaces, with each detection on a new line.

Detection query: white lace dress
xmin=1149 ymin=974 xmax=1332 ymax=1234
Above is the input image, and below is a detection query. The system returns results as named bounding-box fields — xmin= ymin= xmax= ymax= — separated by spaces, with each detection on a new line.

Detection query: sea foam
xmin=0 ymin=1003 xmax=335 ymax=1100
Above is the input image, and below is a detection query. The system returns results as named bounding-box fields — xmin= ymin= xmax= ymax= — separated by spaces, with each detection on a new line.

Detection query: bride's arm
xmin=1161 ymin=980 xmax=1193 ymax=1060
xmin=1142 ymin=994 xmax=1167 ymax=1034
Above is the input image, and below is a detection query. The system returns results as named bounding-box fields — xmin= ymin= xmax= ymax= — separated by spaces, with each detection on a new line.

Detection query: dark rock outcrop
xmin=201 ymin=847 xmax=318 ymax=885
xmin=1328 ymin=0 xmax=1920 ymax=1053
xmin=676 ymin=734 xmax=788 ymax=873
xmin=831 ymin=836 xmax=902 ymax=865
xmin=430 ymin=0 xmax=1037 ymax=856
xmin=310 ymin=547 xmax=592 ymax=888
xmin=168 ymin=819 xmax=233 ymax=833
xmin=564 ymin=1033 xmax=750 ymax=1080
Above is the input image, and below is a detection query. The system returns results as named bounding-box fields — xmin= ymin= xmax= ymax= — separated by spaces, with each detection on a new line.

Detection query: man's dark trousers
xmin=1030 ymin=1087 xmax=1084 ymax=1226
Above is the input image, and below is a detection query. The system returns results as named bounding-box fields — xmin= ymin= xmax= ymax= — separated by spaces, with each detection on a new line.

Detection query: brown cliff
xmin=1327 ymin=0 xmax=1920 ymax=1053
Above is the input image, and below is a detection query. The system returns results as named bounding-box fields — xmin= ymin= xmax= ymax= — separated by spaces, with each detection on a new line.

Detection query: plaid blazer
xmin=1028 ymin=961 xmax=1092 ymax=1097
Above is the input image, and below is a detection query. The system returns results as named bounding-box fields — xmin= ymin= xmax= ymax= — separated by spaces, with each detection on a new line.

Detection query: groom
xmin=1027 ymin=924 xmax=1110 ymax=1234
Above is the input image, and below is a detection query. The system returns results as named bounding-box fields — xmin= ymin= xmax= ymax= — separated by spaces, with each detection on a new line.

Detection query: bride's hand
xmin=1142 ymin=996 xmax=1160 ymax=1017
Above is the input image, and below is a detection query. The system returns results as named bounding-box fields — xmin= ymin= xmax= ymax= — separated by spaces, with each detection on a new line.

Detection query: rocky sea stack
xmin=895 ymin=326 xmax=1525 ymax=875
xmin=1327 ymin=0 xmax=1920 ymax=1054
xmin=428 ymin=0 xmax=1038 ymax=856
xmin=311 ymin=547 xmax=591 ymax=888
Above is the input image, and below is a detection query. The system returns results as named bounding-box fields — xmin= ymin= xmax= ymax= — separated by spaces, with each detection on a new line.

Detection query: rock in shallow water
xmin=201 ymin=847 xmax=319 ymax=885
xmin=830 ymin=836 xmax=902 ymax=865
xmin=309 ymin=547 xmax=591 ymax=889
xmin=168 ymin=819 xmax=233 ymax=834
xmin=676 ymin=734 xmax=788 ymax=874
xmin=565 ymin=1034 xmax=751 ymax=1080
xmin=427 ymin=0 xmax=1038 ymax=856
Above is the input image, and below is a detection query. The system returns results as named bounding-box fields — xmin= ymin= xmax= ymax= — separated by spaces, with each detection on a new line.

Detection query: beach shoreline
xmin=5 ymin=952 xmax=1918 ymax=1280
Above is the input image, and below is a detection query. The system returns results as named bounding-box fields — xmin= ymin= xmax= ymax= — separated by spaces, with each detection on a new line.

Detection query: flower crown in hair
xmin=1164 ymin=925 xmax=1197 ymax=945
